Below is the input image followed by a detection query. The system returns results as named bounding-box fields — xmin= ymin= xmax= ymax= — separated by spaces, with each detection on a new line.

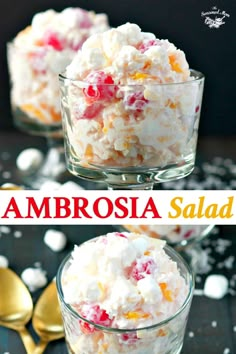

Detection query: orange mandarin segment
xmin=102 ymin=343 xmax=109 ymax=350
xmin=169 ymin=102 xmax=177 ymax=109
xmin=169 ymin=55 xmax=183 ymax=73
xmin=139 ymin=225 xmax=149 ymax=232
xmin=40 ymin=103 xmax=61 ymax=122
xmin=149 ymin=230 xmax=160 ymax=239
xmin=34 ymin=39 xmax=44 ymax=46
xmin=124 ymin=311 xmax=150 ymax=320
xmin=21 ymin=103 xmax=48 ymax=123
xmin=130 ymin=72 xmax=156 ymax=81
xmin=159 ymin=283 xmax=173 ymax=302
xmin=85 ymin=144 xmax=94 ymax=158
xmin=143 ymin=61 xmax=152 ymax=70
xmin=21 ymin=103 xmax=61 ymax=124
xmin=158 ymin=328 xmax=167 ymax=337
xmin=144 ymin=250 xmax=151 ymax=256
xmin=165 ymin=99 xmax=177 ymax=109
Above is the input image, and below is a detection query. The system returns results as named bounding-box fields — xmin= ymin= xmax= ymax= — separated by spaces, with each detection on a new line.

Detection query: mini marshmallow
xmin=2 ymin=171 xmax=11 ymax=179
xmin=211 ymin=321 xmax=217 ymax=327
xmin=16 ymin=148 xmax=43 ymax=172
xmin=0 ymin=255 xmax=9 ymax=268
xmin=21 ymin=267 xmax=47 ymax=292
xmin=223 ymin=349 xmax=230 ymax=354
xmin=0 ymin=226 xmax=11 ymax=234
xmin=188 ymin=331 xmax=194 ymax=338
xmin=203 ymin=274 xmax=229 ymax=299
xmin=14 ymin=230 xmax=23 ymax=238
xmin=40 ymin=180 xmax=62 ymax=191
xmin=44 ymin=229 xmax=67 ymax=252
xmin=59 ymin=181 xmax=84 ymax=192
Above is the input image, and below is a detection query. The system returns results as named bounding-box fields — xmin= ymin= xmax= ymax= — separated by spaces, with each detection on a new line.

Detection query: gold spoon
xmin=0 ymin=185 xmax=24 ymax=190
xmin=0 ymin=268 xmax=36 ymax=353
xmin=32 ymin=281 xmax=64 ymax=354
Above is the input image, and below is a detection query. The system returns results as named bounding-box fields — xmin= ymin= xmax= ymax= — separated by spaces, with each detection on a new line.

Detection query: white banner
xmin=0 ymin=190 xmax=235 ymax=225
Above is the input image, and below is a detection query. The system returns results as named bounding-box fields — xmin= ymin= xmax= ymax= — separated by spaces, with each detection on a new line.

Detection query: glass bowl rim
xmin=172 ymin=224 xmax=215 ymax=249
xmin=119 ymin=225 xmax=215 ymax=250
xmin=56 ymin=237 xmax=194 ymax=333
xmin=59 ymin=69 xmax=204 ymax=87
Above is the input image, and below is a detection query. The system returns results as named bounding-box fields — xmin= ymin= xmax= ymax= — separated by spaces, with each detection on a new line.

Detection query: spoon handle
xmin=17 ymin=327 xmax=36 ymax=354
xmin=32 ymin=339 xmax=49 ymax=354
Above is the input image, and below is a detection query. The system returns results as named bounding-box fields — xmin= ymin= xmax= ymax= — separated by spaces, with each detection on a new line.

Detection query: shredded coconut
xmin=162 ymin=157 xmax=236 ymax=190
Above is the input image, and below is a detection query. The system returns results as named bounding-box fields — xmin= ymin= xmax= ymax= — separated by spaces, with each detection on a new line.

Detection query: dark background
xmin=0 ymin=0 xmax=235 ymax=135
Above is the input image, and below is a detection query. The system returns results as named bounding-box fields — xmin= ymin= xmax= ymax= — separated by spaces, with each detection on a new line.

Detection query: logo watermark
xmin=201 ymin=6 xmax=230 ymax=29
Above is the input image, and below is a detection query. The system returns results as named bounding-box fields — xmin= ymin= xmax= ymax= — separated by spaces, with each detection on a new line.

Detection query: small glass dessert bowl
xmin=59 ymin=22 xmax=204 ymax=190
xmin=7 ymin=8 xmax=109 ymax=188
xmin=59 ymin=70 xmax=204 ymax=190
xmin=56 ymin=232 xmax=194 ymax=354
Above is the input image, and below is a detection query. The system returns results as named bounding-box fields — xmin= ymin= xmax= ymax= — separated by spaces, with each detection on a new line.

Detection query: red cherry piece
xmin=115 ymin=232 xmax=127 ymax=238
xmin=79 ymin=304 xmax=113 ymax=334
xmin=120 ymin=332 xmax=139 ymax=344
xmin=75 ymin=9 xmax=93 ymax=29
xmin=44 ymin=31 xmax=64 ymax=51
xmin=195 ymin=105 xmax=200 ymax=113
xmin=83 ymin=71 xmax=116 ymax=102
xmin=183 ymin=230 xmax=194 ymax=239
xmin=74 ymin=103 xmax=103 ymax=120
xmin=125 ymin=92 xmax=148 ymax=112
xmin=130 ymin=259 xmax=156 ymax=281
xmin=138 ymin=39 xmax=159 ymax=53
xmin=83 ymin=103 xmax=103 ymax=119
xmin=80 ymin=16 xmax=92 ymax=29
xmin=80 ymin=320 xmax=96 ymax=334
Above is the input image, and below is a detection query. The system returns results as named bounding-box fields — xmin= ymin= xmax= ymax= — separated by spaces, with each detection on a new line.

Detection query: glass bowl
xmin=59 ymin=70 xmax=204 ymax=190
xmin=57 ymin=242 xmax=194 ymax=354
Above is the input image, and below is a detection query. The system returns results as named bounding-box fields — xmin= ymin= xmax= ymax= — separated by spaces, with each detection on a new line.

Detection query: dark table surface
xmin=0 ymin=131 xmax=236 ymax=354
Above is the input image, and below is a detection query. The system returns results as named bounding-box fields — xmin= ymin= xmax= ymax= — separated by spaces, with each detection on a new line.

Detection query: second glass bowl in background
xmin=119 ymin=224 xmax=215 ymax=271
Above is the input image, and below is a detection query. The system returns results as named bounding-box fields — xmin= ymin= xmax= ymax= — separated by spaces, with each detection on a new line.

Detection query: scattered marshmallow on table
xmin=40 ymin=180 xmax=62 ymax=191
xmin=21 ymin=267 xmax=47 ymax=292
xmin=40 ymin=180 xmax=84 ymax=191
xmin=59 ymin=181 xmax=84 ymax=192
xmin=0 ymin=226 xmax=11 ymax=234
xmin=16 ymin=148 xmax=43 ymax=172
xmin=203 ymin=274 xmax=229 ymax=299
xmin=0 ymin=255 xmax=9 ymax=268
xmin=44 ymin=229 xmax=67 ymax=252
